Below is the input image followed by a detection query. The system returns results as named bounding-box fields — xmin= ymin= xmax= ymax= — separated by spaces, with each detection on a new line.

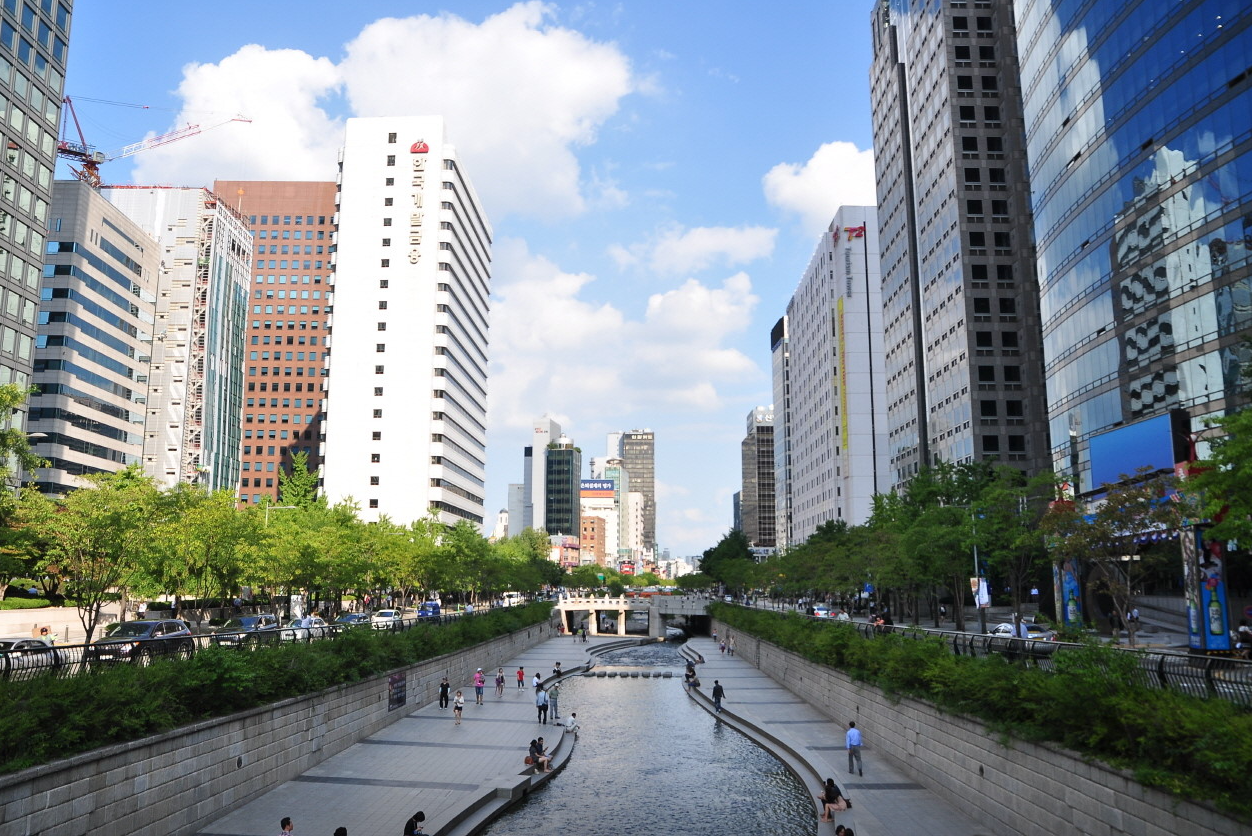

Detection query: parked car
xmin=211 ymin=614 xmax=282 ymax=648
xmin=0 ymin=636 xmax=62 ymax=679
xmin=417 ymin=601 xmax=441 ymax=618
xmin=280 ymin=616 xmax=329 ymax=642
xmin=89 ymin=620 xmax=195 ymax=665
xmin=812 ymin=606 xmax=831 ymax=618
xmin=335 ymin=612 xmax=371 ymax=628
xmin=988 ymin=622 xmax=1056 ymax=641
xmin=371 ymin=609 xmax=404 ymax=629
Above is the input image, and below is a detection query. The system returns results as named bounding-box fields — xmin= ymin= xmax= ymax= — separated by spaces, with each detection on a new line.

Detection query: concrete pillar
xmin=589 ymin=608 xmax=600 ymax=636
xmin=617 ymin=609 xmax=626 ymax=636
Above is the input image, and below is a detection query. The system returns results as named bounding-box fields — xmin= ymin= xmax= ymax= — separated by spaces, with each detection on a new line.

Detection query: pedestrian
xmin=552 ymin=661 xmax=562 ymax=677
xmin=846 ymin=721 xmax=863 ymax=776
xmin=564 ymin=711 xmax=580 ymax=734
xmin=403 ymin=811 xmax=425 ymax=836
xmin=453 ymin=690 xmax=464 ymax=725
xmin=572 ymin=624 xmax=579 ymax=643
xmin=939 ymin=604 xmax=946 ymax=624
xmin=719 ymin=640 xmax=726 ymax=655
xmin=819 ymin=777 xmax=848 ymax=821
xmin=728 ymin=636 xmax=736 ymax=656
xmin=548 ymin=681 xmax=561 ymax=720
xmin=712 ymin=628 xmax=718 ymax=643
xmin=438 ymin=676 xmax=450 ymax=710
xmin=473 ymin=668 xmax=486 ymax=705
xmin=536 ymin=687 xmax=549 ymax=723
xmin=532 ymin=672 xmax=542 ymax=690
xmin=334 ymin=829 xmax=347 ymax=836
xmin=711 ymin=680 xmax=725 ymax=713
xmin=516 ymin=666 xmax=525 ymax=689
xmin=495 ymin=667 xmax=506 ymax=697
xmin=277 ymin=817 xmax=294 ymax=835
xmin=581 ymin=626 xmax=587 ymax=642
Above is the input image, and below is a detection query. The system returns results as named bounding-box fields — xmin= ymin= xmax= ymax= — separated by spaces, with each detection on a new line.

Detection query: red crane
xmin=56 ymin=95 xmax=251 ymax=188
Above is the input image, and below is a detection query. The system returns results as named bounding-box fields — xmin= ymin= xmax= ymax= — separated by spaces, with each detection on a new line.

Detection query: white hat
xmin=477 ymin=667 xmax=483 ymax=671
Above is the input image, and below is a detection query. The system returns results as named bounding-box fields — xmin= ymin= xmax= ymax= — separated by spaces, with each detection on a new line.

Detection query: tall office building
xmin=213 ymin=180 xmax=337 ymax=506
xmin=31 ymin=180 xmax=158 ymax=493
xmin=602 ymin=457 xmax=631 ymax=561
xmin=777 ymin=207 xmax=889 ymax=538
xmin=739 ymin=406 xmax=776 ymax=548
xmin=615 ymin=429 xmax=656 ymax=553
xmin=322 ymin=117 xmax=492 ymax=526
xmin=543 ymin=433 xmax=581 ymax=536
xmin=870 ymin=0 xmax=1051 ymax=485
xmin=1015 ymin=1 xmax=1252 ymax=488
xmin=522 ymin=415 xmax=561 ymax=532
xmin=0 ymin=1 xmax=72 ymax=420
xmin=770 ymin=316 xmax=792 ymax=546
xmin=103 ymin=186 xmax=251 ymax=492
xmin=580 ymin=478 xmax=618 ymax=565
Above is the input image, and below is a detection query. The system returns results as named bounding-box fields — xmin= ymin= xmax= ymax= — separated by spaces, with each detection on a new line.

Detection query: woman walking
xmin=453 ymin=690 xmax=465 ymax=725
xmin=495 ymin=667 xmax=506 ymax=697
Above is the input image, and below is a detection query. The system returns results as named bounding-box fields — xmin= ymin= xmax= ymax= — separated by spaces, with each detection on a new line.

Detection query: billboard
xmin=1088 ymin=411 xmax=1188 ymax=489
xmin=582 ymin=479 xmax=615 ymax=498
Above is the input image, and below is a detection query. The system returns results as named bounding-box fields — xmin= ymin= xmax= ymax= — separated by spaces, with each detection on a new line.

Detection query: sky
xmin=62 ymin=1 xmax=878 ymax=558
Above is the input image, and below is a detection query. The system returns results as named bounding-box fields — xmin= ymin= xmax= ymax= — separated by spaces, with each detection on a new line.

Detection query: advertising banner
xmin=1184 ymin=527 xmax=1232 ymax=652
xmin=388 ymin=673 xmax=407 ymax=711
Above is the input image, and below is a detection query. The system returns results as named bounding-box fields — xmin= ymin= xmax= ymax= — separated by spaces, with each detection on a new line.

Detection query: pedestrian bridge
xmin=552 ymin=594 xmax=710 ymax=637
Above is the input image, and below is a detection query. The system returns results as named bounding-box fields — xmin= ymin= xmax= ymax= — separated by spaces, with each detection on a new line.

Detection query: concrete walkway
xmin=197 ymin=633 xmax=996 ymax=836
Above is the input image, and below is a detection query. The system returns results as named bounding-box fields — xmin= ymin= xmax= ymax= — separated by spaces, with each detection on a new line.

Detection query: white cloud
xmin=129 ymin=4 xmax=636 ymax=220
xmin=489 ymin=241 xmax=761 ymax=430
xmin=762 ymin=141 xmax=877 ymax=237
xmin=610 ymin=225 xmax=776 ymax=276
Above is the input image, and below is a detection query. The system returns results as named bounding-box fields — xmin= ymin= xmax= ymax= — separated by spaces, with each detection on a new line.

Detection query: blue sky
xmin=64 ymin=1 xmax=878 ymax=557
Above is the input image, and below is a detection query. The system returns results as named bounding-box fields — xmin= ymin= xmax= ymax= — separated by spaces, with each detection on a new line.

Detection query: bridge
xmin=552 ymin=594 xmax=710 ymax=637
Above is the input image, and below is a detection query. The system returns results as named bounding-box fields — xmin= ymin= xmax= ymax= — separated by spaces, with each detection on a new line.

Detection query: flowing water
xmin=482 ymin=642 xmax=815 ymax=835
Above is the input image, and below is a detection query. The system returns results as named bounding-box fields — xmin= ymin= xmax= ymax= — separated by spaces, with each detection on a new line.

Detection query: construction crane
xmin=56 ymin=95 xmax=251 ymax=188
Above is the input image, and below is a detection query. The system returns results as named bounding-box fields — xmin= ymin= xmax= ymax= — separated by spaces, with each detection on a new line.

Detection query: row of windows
xmin=242 ymin=429 xmax=309 ymax=440
xmin=247 ymin=351 xmax=321 ymax=361
xmin=246 ymin=367 xmax=322 ymax=377
xmin=251 ymin=305 xmax=321 ymax=315
xmin=251 ymin=320 xmax=321 ymax=330
xmin=256 ymin=229 xmax=325 ymax=239
xmin=248 ymin=215 xmax=326 ymax=226
xmin=254 ymin=275 xmax=324 ymax=285
xmin=256 ymin=259 xmax=325 ymax=270
xmin=257 ymin=245 xmax=324 ymax=256
xmin=243 ymin=414 xmax=317 ymax=424
xmin=248 ymin=381 xmax=317 ymax=392
xmin=250 ymin=335 xmax=320 ymax=345
xmin=246 ymin=398 xmax=317 ymax=407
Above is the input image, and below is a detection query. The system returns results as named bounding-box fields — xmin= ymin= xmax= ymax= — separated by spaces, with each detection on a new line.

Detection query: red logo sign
xmin=410 ymin=140 xmax=429 ymax=154
xmin=842 ymin=225 xmax=866 ymax=242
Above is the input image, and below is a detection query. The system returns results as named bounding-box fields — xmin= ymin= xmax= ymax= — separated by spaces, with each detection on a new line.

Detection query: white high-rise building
xmin=322 ymin=117 xmax=492 ymax=526
xmin=778 ymin=206 xmax=888 ymax=540
xmin=102 ymin=185 xmax=251 ymax=492
xmin=525 ymin=415 xmax=561 ymax=532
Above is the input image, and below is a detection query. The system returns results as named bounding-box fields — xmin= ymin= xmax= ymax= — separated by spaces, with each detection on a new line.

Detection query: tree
xmin=699 ymin=529 xmax=754 ymax=592
xmin=971 ymin=466 xmax=1055 ymax=633
xmin=20 ymin=466 xmax=159 ymax=642
xmin=278 ymin=450 xmax=319 ymax=508
xmin=0 ymin=383 xmax=45 ymax=487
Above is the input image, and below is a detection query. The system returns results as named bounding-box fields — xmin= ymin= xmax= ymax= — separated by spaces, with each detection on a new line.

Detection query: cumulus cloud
xmin=610 ymin=225 xmax=776 ymax=276
xmin=489 ymin=241 xmax=761 ymax=431
xmin=762 ymin=141 xmax=877 ymax=237
xmin=130 ymin=3 xmax=636 ymax=220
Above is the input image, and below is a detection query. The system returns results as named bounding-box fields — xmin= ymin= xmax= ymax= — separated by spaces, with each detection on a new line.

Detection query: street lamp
xmin=264 ymin=504 xmax=298 ymax=526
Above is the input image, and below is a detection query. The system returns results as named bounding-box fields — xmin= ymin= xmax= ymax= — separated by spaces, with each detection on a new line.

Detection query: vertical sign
xmin=837 ymin=296 xmax=849 ymax=472
xmin=388 ymin=672 xmax=407 ymax=711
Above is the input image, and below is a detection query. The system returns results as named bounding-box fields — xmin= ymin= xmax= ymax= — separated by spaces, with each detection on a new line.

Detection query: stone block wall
xmin=715 ymin=619 xmax=1245 ymax=836
xmin=0 ymin=622 xmax=555 ymax=836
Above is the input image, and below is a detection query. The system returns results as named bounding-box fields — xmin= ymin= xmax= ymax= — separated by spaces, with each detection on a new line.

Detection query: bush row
xmin=710 ymin=603 xmax=1252 ymax=819
xmin=0 ymin=602 xmax=553 ymax=775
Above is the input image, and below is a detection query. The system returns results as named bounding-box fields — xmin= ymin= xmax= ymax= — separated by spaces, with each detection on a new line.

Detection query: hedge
xmin=0 ymin=602 xmax=553 ymax=774
xmin=711 ymin=602 xmax=1252 ymax=819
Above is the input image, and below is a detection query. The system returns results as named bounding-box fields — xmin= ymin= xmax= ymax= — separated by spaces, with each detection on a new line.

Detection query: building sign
xmin=619 ymin=561 xmax=635 ymax=575
xmin=581 ymin=479 xmax=615 ymax=498
xmin=837 ymin=296 xmax=849 ymax=471
xmin=409 ymin=148 xmax=426 ymax=265
xmin=410 ymin=140 xmax=429 ymax=154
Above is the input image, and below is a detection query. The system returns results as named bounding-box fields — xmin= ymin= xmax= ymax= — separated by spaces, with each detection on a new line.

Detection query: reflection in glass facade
xmin=870 ymin=0 xmax=1052 ymax=486
xmin=1017 ymin=0 xmax=1252 ymax=489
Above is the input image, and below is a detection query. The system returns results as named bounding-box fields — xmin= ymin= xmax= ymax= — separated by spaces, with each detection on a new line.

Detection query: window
xmin=984 ymin=106 xmax=1001 ymax=124
xmin=977 ymin=365 xmax=996 ymax=382
xmin=1002 ymin=331 xmax=1019 ymax=347
xmin=980 ymin=400 xmax=998 ymax=416
xmin=385 ymin=177 xmax=394 ymax=186
xmin=384 ymin=197 xmax=393 ymax=206
xmin=378 ymin=301 xmax=388 ymax=309
xmin=370 ymin=476 xmax=380 ymax=485
xmin=962 ymin=136 xmax=978 ymax=153
xmin=376 ymin=343 xmax=385 ymax=352
xmin=969 ymin=231 xmax=986 ymax=248
xmin=981 ymin=76 xmax=998 ymax=92
xmin=979 ymin=46 xmax=996 ymax=62
xmin=1005 ymin=400 xmax=1024 ymax=417
xmin=963 ymin=167 xmax=981 ymax=184
xmin=982 ymin=436 xmax=1000 ymax=453
xmin=966 ymin=199 xmax=983 ymax=217
xmin=374 ymin=365 xmax=384 ymax=374
xmin=380 ymin=259 xmax=390 ymax=268
xmin=388 ymin=132 xmax=397 ymax=143
xmin=956 ymin=75 xmax=973 ymax=91
xmin=1003 ymin=366 xmax=1022 ymax=382
xmin=373 ymin=409 xmax=383 ymax=418
xmin=952 ymin=16 xmax=968 ymax=30
xmin=958 ymin=105 xmax=976 ymax=124
xmin=370 ymin=453 xmax=381 ymax=463
xmin=1008 ymin=436 xmax=1026 ymax=452
xmin=371 ymin=431 xmax=381 ymax=441
xmin=369 ymin=499 xmax=379 ymax=508
xmin=374 ymin=387 xmax=383 ymax=396
xmin=954 ymin=45 xmax=971 ymax=61
xmin=382 ymin=217 xmax=392 ymax=226
xmin=975 ymin=331 xmax=993 ymax=347
xmin=973 ymin=297 xmax=991 ymax=314
xmin=997 ymin=264 xmax=1014 ymax=282
xmin=386 ymin=155 xmax=396 ymax=166
xmin=377 ymin=322 xmax=387 ymax=331
xmin=381 ymin=238 xmax=391 ymax=247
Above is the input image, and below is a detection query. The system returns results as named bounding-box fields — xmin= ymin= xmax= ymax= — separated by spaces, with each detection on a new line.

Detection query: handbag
xmin=524 ymin=756 xmax=534 ymax=765
xmin=845 ymin=797 xmax=852 ymax=809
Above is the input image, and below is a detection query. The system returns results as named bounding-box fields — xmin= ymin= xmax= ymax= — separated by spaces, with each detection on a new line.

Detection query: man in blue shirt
xmin=846 ymin=721 xmax=863 ymax=776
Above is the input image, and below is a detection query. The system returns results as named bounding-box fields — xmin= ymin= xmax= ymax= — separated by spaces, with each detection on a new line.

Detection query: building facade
xmin=213 ymin=180 xmax=336 ymax=506
xmin=770 ymin=316 xmax=792 ymax=546
xmin=580 ymin=478 xmax=618 ymax=565
xmin=543 ymin=433 xmax=581 ymax=536
xmin=616 ymin=429 xmax=656 ymax=553
xmin=579 ymin=514 xmax=606 ymax=565
xmin=1015 ymin=0 xmax=1252 ymax=488
xmin=778 ymin=207 xmax=890 ymax=539
xmin=523 ymin=415 xmax=560 ymax=532
xmin=739 ymin=406 xmax=776 ymax=548
xmin=322 ymin=117 xmax=492 ymax=526
xmin=31 ymin=180 xmax=157 ymax=492
xmin=0 ymin=0 xmax=71 ymax=409
xmin=870 ymin=0 xmax=1051 ymax=486
xmin=102 ymin=185 xmax=251 ymax=492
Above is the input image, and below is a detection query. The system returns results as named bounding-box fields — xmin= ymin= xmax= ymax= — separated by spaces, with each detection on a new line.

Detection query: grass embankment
xmin=0 ymin=603 xmax=552 ymax=774
xmin=711 ymin=603 xmax=1252 ymax=819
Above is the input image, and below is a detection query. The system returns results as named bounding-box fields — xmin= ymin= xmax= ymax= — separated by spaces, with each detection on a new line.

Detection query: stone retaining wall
xmin=715 ymin=619 xmax=1245 ymax=836
xmin=0 ymin=622 xmax=555 ymax=836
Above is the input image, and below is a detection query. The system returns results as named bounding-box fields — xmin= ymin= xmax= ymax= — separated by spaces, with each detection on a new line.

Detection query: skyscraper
xmin=1015 ymin=1 xmax=1252 ymax=488
xmin=322 ymin=117 xmax=492 ymax=526
xmin=543 ymin=433 xmax=581 ymax=536
xmin=523 ymin=415 xmax=561 ymax=532
xmin=102 ymin=185 xmax=251 ymax=492
xmin=213 ymin=180 xmax=337 ymax=506
xmin=616 ymin=430 xmax=656 ymax=553
xmin=776 ymin=208 xmax=889 ymax=538
xmin=1 ymin=1 xmax=72 ymax=421
xmin=870 ymin=0 xmax=1051 ymax=485
xmin=739 ymin=406 xmax=776 ymax=548
xmin=770 ymin=316 xmax=791 ymax=546
xmin=32 ymin=179 xmax=158 ymax=493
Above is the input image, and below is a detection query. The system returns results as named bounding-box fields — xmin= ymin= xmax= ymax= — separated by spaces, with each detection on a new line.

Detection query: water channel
xmin=482 ymin=642 xmax=815 ymax=836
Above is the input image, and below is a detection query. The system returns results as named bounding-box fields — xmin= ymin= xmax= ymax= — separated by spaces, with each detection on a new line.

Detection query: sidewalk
xmin=195 ymin=634 xmax=619 ymax=836
xmin=686 ymin=637 xmax=991 ymax=836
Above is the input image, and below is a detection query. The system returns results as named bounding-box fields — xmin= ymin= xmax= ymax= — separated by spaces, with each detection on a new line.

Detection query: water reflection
xmin=483 ymin=643 xmax=814 ymax=836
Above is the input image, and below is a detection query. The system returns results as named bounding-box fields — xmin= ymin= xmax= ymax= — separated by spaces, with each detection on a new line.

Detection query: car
xmin=371 ymin=609 xmax=404 ymax=629
xmin=988 ymin=622 xmax=1056 ymax=641
xmin=89 ymin=620 xmax=195 ymax=665
xmin=335 ymin=612 xmax=371 ymax=628
xmin=0 ymin=636 xmax=62 ymax=679
xmin=280 ymin=616 xmax=329 ymax=642
xmin=723 ymin=595 xmax=734 ymax=603
xmin=812 ymin=606 xmax=831 ymax=618
xmin=211 ymin=614 xmax=282 ymax=648
xmin=418 ymin=601 xmax=441 ymax=618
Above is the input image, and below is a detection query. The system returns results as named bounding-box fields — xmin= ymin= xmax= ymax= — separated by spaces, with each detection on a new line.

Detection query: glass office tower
xmin=1017 ymin=1 xmax=1252 ymax=488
